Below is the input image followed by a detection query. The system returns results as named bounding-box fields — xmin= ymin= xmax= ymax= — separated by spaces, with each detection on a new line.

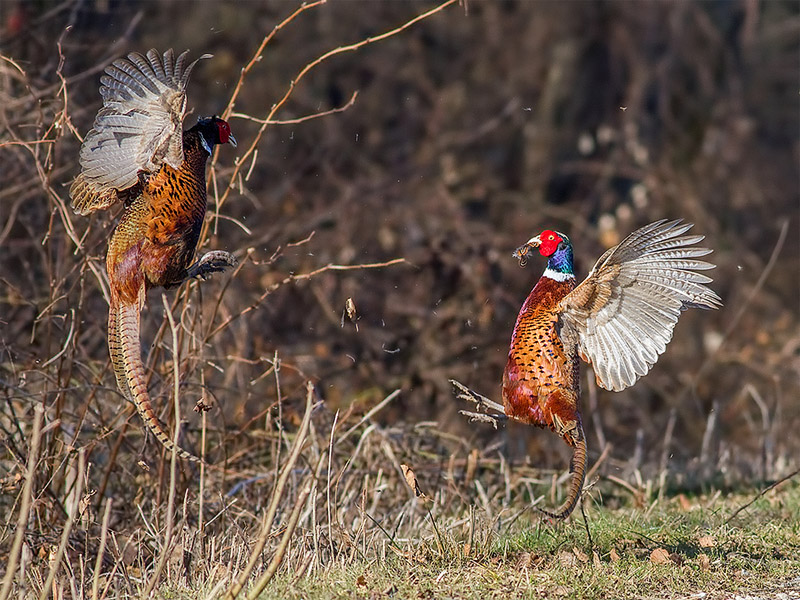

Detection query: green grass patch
xmin=248 ymin=485 xmax=799 ymax=600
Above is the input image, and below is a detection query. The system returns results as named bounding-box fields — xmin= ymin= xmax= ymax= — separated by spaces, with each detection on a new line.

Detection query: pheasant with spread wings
xmin=71 ymin=49 xmax=238 ymax=462
xmin=454 ymin=219 xmax=721 ymax=518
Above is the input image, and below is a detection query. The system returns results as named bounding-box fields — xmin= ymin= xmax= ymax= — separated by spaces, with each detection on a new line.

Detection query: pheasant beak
xmin=512 ymin=235 xmax=540 ymax=267
xmin=227 ymin=133 xmax=238 ymax=148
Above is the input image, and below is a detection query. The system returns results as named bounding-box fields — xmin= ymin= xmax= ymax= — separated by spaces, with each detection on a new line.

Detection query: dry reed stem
xmin=142 ymin=294 xmax=190 ymax=598
xmin=335 ymin=389 xmax=400 ymax=447
xmin=91 ymin=497 xmax=112 ymax=600
xmin=246 ymin=481 xmax=313 ymax=599
xmin=223 ymin=381 xmax=315 ymax=600
xmin=0 ymin=405 xmax=43 ymax=600
xmin=37 ymin=449 xmax=86 ymax=600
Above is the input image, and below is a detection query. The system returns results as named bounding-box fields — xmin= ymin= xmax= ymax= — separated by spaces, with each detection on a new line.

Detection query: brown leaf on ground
xmin=698 ymin=553 xmax=711 ymax=572
xmin=357 ymin=574 xmax=367 ymax=586
xmin=558 ymin=551 xmax=578 ymax=567
xmin=573 ymin=547 xmax=589 ymax=563
xmin=593 ymin=551 xmax=602 ymax=568
xmin=650 ymin=548 xmax=671 ymax=564
xmin=609 ymin=548 xmax=620 ymax=562
xmin=698 ymin=535 xmax=716 ymax=548
xmin=554 ymin=586 xmax=571 ymax=596
xmin=677 ymin=494 xmax=693 ymax=511
xmin=515 ymin=552 xmax=543 ymax=569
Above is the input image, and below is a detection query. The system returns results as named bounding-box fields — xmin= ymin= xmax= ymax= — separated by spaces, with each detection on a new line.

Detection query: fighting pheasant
xmin=454 ymin=219 xmax=721 ymax=518
xmin=71 ymin=49 xmax=238 ymax=462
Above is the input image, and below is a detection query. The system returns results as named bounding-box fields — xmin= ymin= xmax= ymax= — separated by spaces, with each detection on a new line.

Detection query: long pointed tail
xmin=112 ymin=300 xmax=202 ymax=463
xmin=108 ymin=302 xmax=129 ymax=396
xmin=537 ymin=423 xmax=586 ymax=520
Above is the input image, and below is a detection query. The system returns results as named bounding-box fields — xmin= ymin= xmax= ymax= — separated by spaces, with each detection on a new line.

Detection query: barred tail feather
xmin=115 ymin=301 xmax=201 ymax=463
xmin=108 ymin=302 xmax=129 ymax=396
xmin=536 ymin=423 xmax=586 ymax=520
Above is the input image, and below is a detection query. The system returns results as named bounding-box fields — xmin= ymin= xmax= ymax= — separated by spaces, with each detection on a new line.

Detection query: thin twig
xmin=211 ymin=0 xmax=458 ymax=214
xmin=230 ymin=91 xmax=358 ymax=125
xmin=246 ymin=482 xmax=313 ymax=599
xmin=205 ymin=258 xmax=408 ymax=341
xmin=725 ymin=466 xmax=800 ymax=525
xmin=91 ymin=498 xmax=113 ymax=600
xmin=0 ymin=406 xmax=44 ymax=600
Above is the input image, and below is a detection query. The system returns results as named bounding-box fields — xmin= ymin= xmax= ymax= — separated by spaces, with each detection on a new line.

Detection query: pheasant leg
xmin=450 ymin=379 xmax=508 ymax=429
xmin=185 ymin=250 xmax=238 ymax=281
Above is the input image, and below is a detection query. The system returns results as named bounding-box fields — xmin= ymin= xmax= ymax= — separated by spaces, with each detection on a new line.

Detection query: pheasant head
xmin=513 ymin=230 xmax=574 ymax=281
xmin=195 ymin=116 xmax=237 ymax=155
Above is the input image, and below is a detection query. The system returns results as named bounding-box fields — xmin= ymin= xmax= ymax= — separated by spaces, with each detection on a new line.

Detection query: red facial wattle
xmin=216 ymin=120 xmax=233 ymax=145
xmin=538 ymin=230 xmax=562 ymax=257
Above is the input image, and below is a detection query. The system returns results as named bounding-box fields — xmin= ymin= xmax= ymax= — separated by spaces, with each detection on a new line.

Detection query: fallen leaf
xmin=345 ymin=297 xmax=357 ymax=321
xmin=554 ymin=586 xmax=571 ymax=596
xmin=558 ymin=551 xmax=577 ymax=567
xmin=465 ymin=448 xmax=478 ymax=487
xmin=698 ymin=553 xmax=711 ymax=572
xmin=609 ymin=548 xmax=620 ymax=562
xmin=698 ymin=535 xmax=716 ymax=548
xmin=356 ymin=574 xmax=367 ymax=587
xmin=515 ymin=552 xmax=544 ymax=569
xmin=593 ymin=551 xmax=602 ymax=568
xmin=572 ymin=547 xmax=589 ymax=563
xmin=650 ymin=547 xmax=671 ymax=565
xmin=400 ymin=464 xmax=424 ymax=498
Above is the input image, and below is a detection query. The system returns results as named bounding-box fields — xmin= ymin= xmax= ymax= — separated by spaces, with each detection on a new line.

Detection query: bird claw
xmin=459 ymin=409 xmax=506 ymax=430
xmin=186 ymin=251 xmax=237 ymax=281
xmin=450 ymin=379 xmax=507 ymax=428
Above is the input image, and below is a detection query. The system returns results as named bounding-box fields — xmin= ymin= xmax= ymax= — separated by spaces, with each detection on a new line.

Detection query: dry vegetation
xmin=1 ymin=1 xmax=798 ymax=598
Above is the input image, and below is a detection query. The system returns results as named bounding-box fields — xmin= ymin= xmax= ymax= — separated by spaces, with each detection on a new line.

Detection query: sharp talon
xmin=459 ymin=410 xmax=505 ymax=429
xmin=451 ymin=379 xmax=507 ymax=429
xmin=187 ymin=251 xmax=237 ymax=280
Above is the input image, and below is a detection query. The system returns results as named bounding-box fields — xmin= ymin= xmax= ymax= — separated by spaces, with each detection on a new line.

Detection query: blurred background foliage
xmin=1 ymin=0 xmax=798 ymax=488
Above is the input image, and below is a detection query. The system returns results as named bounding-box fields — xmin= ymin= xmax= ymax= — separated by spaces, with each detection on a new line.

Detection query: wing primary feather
xmin=560 ymin=219 xmax=720 ymax=392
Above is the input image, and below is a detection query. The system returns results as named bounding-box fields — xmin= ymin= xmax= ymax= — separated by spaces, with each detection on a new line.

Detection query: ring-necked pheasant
xmin=453 ymin=219 xmax=721 ymax=518
xmin=71 ymin=49 xmax=238 ymax=462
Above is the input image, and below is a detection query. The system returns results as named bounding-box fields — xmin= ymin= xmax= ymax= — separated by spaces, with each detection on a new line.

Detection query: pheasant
xmin=453 ymin=219 xmax=721 ymax=518
xmin=70 ymin=49 xmax=238 ymax=462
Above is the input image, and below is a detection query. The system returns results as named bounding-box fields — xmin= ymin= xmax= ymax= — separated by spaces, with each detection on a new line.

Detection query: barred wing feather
xmin=70 ymin=49 xmax=210 ymax=215
xmin=558 ymin=220 xmax=722 ymax=392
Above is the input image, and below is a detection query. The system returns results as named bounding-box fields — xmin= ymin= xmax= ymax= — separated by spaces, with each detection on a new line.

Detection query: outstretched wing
xmin=558 ymin=219 xmax=722 ymax=392
xmin=70 ymin=49 xmax=210 ymax=215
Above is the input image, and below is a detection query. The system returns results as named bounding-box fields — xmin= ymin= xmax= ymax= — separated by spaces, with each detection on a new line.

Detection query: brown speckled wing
xmin=70 ymin=49 xmax=210 ymax=215
xmin=558 ymin=219 xmax=722 ymax=392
